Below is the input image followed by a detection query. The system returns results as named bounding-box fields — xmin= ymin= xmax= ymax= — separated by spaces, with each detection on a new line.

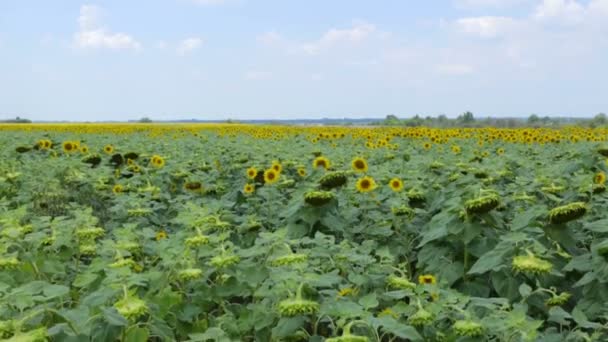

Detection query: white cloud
xmin=297 ymin=22 xmax=379 ymax=55
xmin=244 ymin=70 xmax=272 ymax=80
xmin=455 ymin=16 xmax=519 ymax=38
xmin=73 ymin=5 xmax=141 ymax=50
xmin=534 ymin=0 xmax=586 ymax=24
xmin=177 ymin=37 xmax=203 ymax=55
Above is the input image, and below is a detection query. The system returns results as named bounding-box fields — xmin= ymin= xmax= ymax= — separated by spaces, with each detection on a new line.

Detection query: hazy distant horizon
xmin=1 ymin=1 xmax=606 ymax=121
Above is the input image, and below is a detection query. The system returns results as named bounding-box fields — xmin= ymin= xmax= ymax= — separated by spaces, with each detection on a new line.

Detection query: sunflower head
xmin=62 ymin=141 xmax=77 ymax=153
xmin=103 ymin=145 xmax=114 ymax=154
xmin=512 ymin=254 xmax=552 ymax=274
xmin=351 ymin=157 xmax=368 ymax=172
xmin=391 ymin=206 xmax=414 ymax=219
xmin=278 ymin=298 xmax=320 ymax=317
xmin=594 ymin=171 xmax=606 ymax=185
xmin=112 ymin=184 xmax=124 ymax=194
xmin=304 ymin=190 xmax=335 ymax=207
xmin=269 ymin=253 xmax=308 ymax=267
xmin=80 ymin=145 xmax=89 ymax=154
xmin=155 ymin=230 xmax=168 ymax=241
xmin=418 ymin=274 xmax=437 ymax=285
xmin=243 ymin=183 xmax=255 ymax=194
xmin=388 ymin=178 xmax=404 ymax=192
xmin=184 ymin=181 xmax=203 ymax=192
xmin=356 ymin=176 xmax=377 ymax=193
xmin=246 ymin=167 xmax=258 ymax=179
xmin=386 ymin=275 xmax=416 ymax=290
xmin=313 ymin=156 xmax=330 ymax=170
xmin=464 ymin=194 xmax=500 ymax=214
xmin=319 ymin=171 xmax=348 ymax=189
xmin=297 ymin=167 xmax=307 ymax=177
xmin=497 ymin=147 xmax=505 ymax=155
xmin=453 ymin=320 xmax=484 ymax=337
xmin=545 ymin=292 xmax=572 ymax=307
xmin=209 ymin=254 xmax=240 ymax=268
xmin=408 ymin=308 xmax=434 ymax=327
xmin=0 ymin=257 xmax=20 ymax=270
xmin=185 ymin=235 xmax=210 ymax=248
xmin=271 ymin=161 xmax=283 ymax=173
xmin=114 ymin=295 xmax=148 ymax=321
xmin=263 ymin=169 xmax=280 ymax=184
xmin=150 ymin=155 xmax=165 ymax=168
xmin=548 ymin=202 xmax=587 ymax=224
xmin=177 ymin=268 xmax=204 ymax=282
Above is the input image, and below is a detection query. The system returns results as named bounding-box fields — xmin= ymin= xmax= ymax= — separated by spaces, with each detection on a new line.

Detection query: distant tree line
xmin=370 ymin=112 xmax=608 ymax=128
xmin=0 ymin=116 xmax=32 ymax=123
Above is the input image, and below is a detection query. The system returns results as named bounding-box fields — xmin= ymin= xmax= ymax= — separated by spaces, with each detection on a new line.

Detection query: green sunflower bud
xmin=545 ymin=292 xmax=571 ymax=307
xmin=592 ymin=184 xmax=606 ymax=194
xmin=114 ymin=296 xmax=148 ymax=321
xmin=278 ymin=179 xmax=296 ymax=189
xmin=79 ymin=244 xmax=97 ymax=256
xmin=278 ymin=298 xmax=320 ymax=317
xmin=116 ymin=241 xmax=141 ymax=253
xmin=408 ymin=308 xmax=434 ymax=327
xmin=177 ymin=268 xmax=203 ymax=281
xmin=127 ymin=208 xmax=152 ymax=217
xmin=304 ymin=191 xmax=335 ymax=207
xmin=386 ymin=275 xmax=416 ymax=290
xmin=548 ymin=202 xmax=587 ymax=224
xmin=75 ymin=227 xmax=105 ymax=240
xmin=430 ymin=161 xmax=444 ymax=170
xmin=269 ymin=253 xmax=308 ymax=267
xmin=512 ymin=254 xmax=552 ymax=275
xmin=319 ymin=171 xmax=348 ymax=189
xmin=185 ymin=235 xmax=210 ymax=248
xmin=453 ymin=320 xmax=484 ymax=337
xmin=391 ymin=206 xmax=414 ymax=219
xmin=407 ymin=189 xmax=426 ymax=205
xmin=0 ymin=257 xmax=20 ymax=270
xmin=109 ymin=258 xmax=141 ymax=271
xmin=464 ymin=194 xmax=500 ymax=214
xmin=209 ymin=254 xmax=240 ymax=268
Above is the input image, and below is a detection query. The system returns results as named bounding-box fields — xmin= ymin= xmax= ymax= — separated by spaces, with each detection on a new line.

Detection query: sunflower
xmin=271 ymin=161 xmax=283 ymax=173
xmin=451 ymin=145 xmax=461 ymax=154
xmin=62 ymin=141 xmax=76 ymax=153
xmin=103 ymin=145 xmax=114 ymax=154
xmin=594 ymin=171 xmax=606 ymax=185
xmin=313 ymin=156 xmax=330 ymax=169
xmin=155 ymin=231 xmax=168 ymax=241
xmin=43 ymin=139 xmax=52 ymax=149
xmin=80 ymin=145 xmax=89 ymax=154
xmin=423 ymin=142 xmax=432 ymax=150
xmin=497 ymin=147 xmax=505 ymax=155
xmin=297 ymin=168 xmax=307 ymax=177
xmin=112 ymin=184 xmax=124 ymax=194
xmin=356 ymin=176 xmax=377 ymax=193
xmin=388 ymin=178 xmax=404 ymax=192
xmin=264 ymin=168 xmax=279 ymax=184
xmin=243 ymin=183 xmax=255 ymax=194
xmin=418 ymin=274 xmax=436 ymax=285
xmin=184 ymin=181 xmax=203 ymax=192
xmin=151 ymin=155 xmax=165 ymax=168
xmin=351 ymin=157 xmax=368 ymax=173
xmin=246 ymin=167 xmax=258 ymax=179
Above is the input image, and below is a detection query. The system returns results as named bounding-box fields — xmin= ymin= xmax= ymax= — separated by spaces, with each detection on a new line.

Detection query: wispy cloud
xmin=73 ymin=4 xmax=141 ymax=50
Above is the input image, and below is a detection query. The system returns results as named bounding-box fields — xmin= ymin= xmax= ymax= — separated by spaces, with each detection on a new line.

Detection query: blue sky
xmin=1 ymin=0 xmax=607 ymax=121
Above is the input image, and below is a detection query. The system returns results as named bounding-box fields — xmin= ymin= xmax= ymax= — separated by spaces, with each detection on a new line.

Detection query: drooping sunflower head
xmin=351 ymin=157 xmax=368 ymax=173
xmin=388 ymin=178 xmax=404 ymax=192
xmin=386 ymin=275 xmax=416 ymax=290
xmin=453 ymin=320 xmax=484 ymax=337
xmin=62 ymin=141 xmax=76 ymax=153
xmin=246 ymin=167 xmax=258 ymax=179
xmin=545 ymin=292 xmax=571 ymax=307
xmin=184 ymin=181 xmax=203 ymax=192
xmin=319 ymin=171 xmax=348 ymax=189
xmin=243 ymin=183 xmax=255 ymax=194
xmin=464 ymin=194 xmax=500 ymax=214
xmin=548 ymin=202 xmax=587 ymax=224
xmin=356 ymin=176 xmax=377 ymax=193
xmin=594 ymin=171 xmax=606 ymax=185
xmin=313 ymin=156 xmax=330 ymax=170
xmin=150 ymin=155 xmax=165 ymax=168
xmin=408 ymin=308 xmax=434 ymax=327
xmin=512 ymin=254 xmax=552 ymax=274
xmin=418 ymin=274 xmax=437 ymax=285
xmin=278 ymin=298 xmax=320 ymax=317
xmin=304 ymin=190 xmax=335 ymax=206
xmin=264 ymin=168 xmax=280 ymax=184
xmin=103 ymin=144 xmax=114 ymax=154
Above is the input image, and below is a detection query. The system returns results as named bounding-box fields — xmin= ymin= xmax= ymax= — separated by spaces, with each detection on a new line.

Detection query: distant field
xmin=1 ymin=123 xmax=608 ymax=341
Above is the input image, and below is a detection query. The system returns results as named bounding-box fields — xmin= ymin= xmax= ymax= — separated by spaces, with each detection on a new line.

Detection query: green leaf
xmin=584 ymin=219 xmax=608 ymax=233
xmin=125 ymin=327 xmax=150 ymax=342
xmin=43 ymin=284 xmax=70 ymax=299
xmin=72 ymin=273 xmax=99 ymax=288
xmin=188 ymin=327 xmax=230 ymax=342
xmin=468 ymin=244 xmax=510 ymax=275
xmin=358 ymin=293 xmax=379 ymax=309
xmin=373 ymin=316 xmax=423 ymax=342
xmin=272 ymin=317 xmax=306 ymax=338
xmin=519 ymin=283 xmax=532 ymax=298
xmin=102 ymin=307 xmax=128 ymax=327
xmin=571 ymin=307 xmax=602 ymax=329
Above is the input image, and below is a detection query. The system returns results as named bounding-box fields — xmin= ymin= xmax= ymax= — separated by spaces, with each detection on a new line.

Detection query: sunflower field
xmin=1 ymin=123 xmax=608 ymax=341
